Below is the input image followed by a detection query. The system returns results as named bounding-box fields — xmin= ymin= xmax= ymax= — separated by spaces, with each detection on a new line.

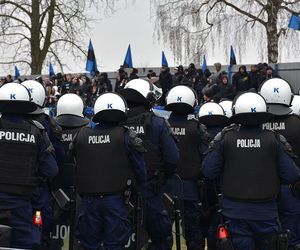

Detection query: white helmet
xmin=57 ymin=94 xmax=84 ymax=117
xmin=259 ymin=78 xmax=293 ymax=115
xmin=93 ymin=92 xmax=127 ymax=122
xmin=0 ymin=82 xmax=37 ymax=113
xmin=198 ymin=102 xmax=228 ymax=126
xmin=120 ymin=79 xmax=155 ymax=106
xmin=165 ymin=85 xmax=197 ymax=114
xmin=230 ymin=92 xmax=272 ymax=125
xmin=291 ymin=95 xmax=300 ymax=116
xmin=219 ymin=100 xmax=233 ymax=118
xmin=21 ymin=80 xmax=46 ymax=114
xmin=54 ymin=93 xmax=89 ymax=128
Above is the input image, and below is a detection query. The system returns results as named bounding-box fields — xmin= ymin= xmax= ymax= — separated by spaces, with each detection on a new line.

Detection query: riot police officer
xmin=53 ymin=93 xmax=89 ymax=191
xmin=52 ymin=93 xmax=90 ymax=249
xmin=0 ymin=82 xmax=58 ymax=249
xmin=202 ymin=91 xmax=300 ymax=250
xmin=164 ymin=85 xmax=209 ymax=249
xmin=120 ymin=79 xmax=179 ymax=250
xmin=260 ymin=78 xmax=300 ymax=248
xmin=197 ymin=101 xmax=228 ymax=249
xmin=198 ymin=102 xmax=228 ymax=141
xmin=71 ymin=92 xmax=146 ymax=250
xmin=21 ymin=79 xmax=64 ymax=248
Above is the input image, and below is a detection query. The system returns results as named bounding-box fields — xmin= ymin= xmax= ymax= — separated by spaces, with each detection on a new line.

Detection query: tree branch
xmin=0 ymin=60 xmax=30 ymax=66
xmin=218 ymin=0 xmax=267 ymax=25
xmin=282 ymin=0 xmax=300 ymax=5
xmin=0 ymin=14 xmax=31 ymax=30
xmin=280 ymin=5 xmax=300 ymax=14
xmin=0 ymin=0 xmax=31 ymax=16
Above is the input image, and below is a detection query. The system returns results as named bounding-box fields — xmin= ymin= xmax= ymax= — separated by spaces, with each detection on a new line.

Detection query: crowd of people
xmin=0 ymin=62 xmax=281 ymax=118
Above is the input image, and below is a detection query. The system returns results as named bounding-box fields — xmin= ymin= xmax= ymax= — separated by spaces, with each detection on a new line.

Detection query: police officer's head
xmin=93 ymin=92 xmax=127 ymax=123
xmin=219 ymin=99 xmax=233 ymax=118
xmin=291 ymin=95 xmax=300 ymax=116
xmin=120 ymin=79 xmax=157 ymax=108
xmin=0 ymin=82 xmax=37 ymax=114
xmin=198 ymin=102 xmax=228 ymax=127
xmin=165 ymin=85 xmax=197 ymax=115
xmin=21 ymin=80 xmax=47 ymax=114
xmin=54 ymin=93 xmax=89 ymax=127
xmin=230 ymin=92 xmax=273 ymax=125
xmin=259 ymin=78 xmax=293 ymax=115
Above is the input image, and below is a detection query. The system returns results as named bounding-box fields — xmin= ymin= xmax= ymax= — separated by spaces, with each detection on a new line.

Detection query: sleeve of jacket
xmin=275 ymin=138 xmax=300 ymax=184
xmin=37 ymin=129 xmax=59 ymax=178
xmin=201 ymin=138 xmax=224 ymax=180
xmin=124 ymin=130 xmax=147 ymax=185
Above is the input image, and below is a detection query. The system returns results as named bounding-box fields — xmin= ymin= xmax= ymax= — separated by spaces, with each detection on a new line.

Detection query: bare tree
xmin=152 ymin=0 xmax=300 ymax=64
xmin=0 ymin=0 xmax=116 ymax=75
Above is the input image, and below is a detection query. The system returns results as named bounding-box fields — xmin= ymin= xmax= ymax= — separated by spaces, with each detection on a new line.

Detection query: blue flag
xmin=228 ymin=46 xmax=237 ymax=84
xmin=85 ymin=39 xmax=98 ymax=77
xmin=49 ymin=63 xmax=55 ymax=78
xmin=202 ymin=55 xmax=207 ymax=71
xmin=14 ymin=66 xmax=20 ymax=80
xmin=123 ymin=44 xmax=133 ymax=68
xmin=230 ymin=45 xmax=237 ymax=66
xmin=162 ymin=51 xmax=168 ymax=67
xmin=288 ymin=14 xmax=300 ymax=31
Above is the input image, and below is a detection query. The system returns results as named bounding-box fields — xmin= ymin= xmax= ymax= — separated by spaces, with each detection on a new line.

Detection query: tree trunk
xmin=30 ymin=0 xmax=42 ymax=74
xmin=265 ymin=0 xmax=280 ymax=63
xmin=266 ymin=20 xmax=279 ymax=63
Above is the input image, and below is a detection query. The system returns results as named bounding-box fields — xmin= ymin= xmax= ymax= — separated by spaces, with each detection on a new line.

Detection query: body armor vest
xmin=0 ymin=118 xmax=39 ymax=195
xmin=168 ymin=118 xmax=201 ymax=179
xmin=57 ymin=127 xmax=81 ymax=188
xmin=263 ymin=115 xmax=300 ymax=168
xmin=125 ymin=112 xmax=164 ymax=176
xmin=75 ymin=126 xmax=129 ymax=195
xmin=223 ymin=129 xmax=280 ymax=202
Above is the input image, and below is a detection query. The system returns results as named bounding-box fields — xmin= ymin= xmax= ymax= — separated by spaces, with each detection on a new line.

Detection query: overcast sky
xmin=1 ymin=0 xmax=299 ymax=76
xmin=74 ymin=0 xmax=176 ymax=73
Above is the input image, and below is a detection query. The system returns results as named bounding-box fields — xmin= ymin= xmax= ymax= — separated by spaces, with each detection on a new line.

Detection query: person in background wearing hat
xmin=159 ymin=65 xmax=173 ymax=106
xmin=260 ymin=78 xmax=300 ymax=249
xmin=248 ymin=64 xmax=264 ymax=91
xmin=0 ymin=82 xmax=58 ymax=249
xmin=202 ymin=92 xmax=300 ymax=250
xmin=211 ymin=63 xmax=222 ymax=84
xmin=232 ymin=65 xmax=251 ymax=93
xmin=265 ymin=66 xmax=280 ymax=80
xmin=71 ymin=92 xmax=146 ymax=250
xmin=164 ymin=85 xmax=210 ymax=250
xmin=129 ymin=67 xmax=139 ymax=81
xmin=172 ymin=65 xmax=184 ymax=86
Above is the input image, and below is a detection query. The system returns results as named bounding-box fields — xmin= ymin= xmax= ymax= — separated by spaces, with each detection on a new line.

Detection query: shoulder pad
xmin=276 ymin=133 xmax=297 ymax=159
xmin=208 ymin=124 xmax=240 ymax=150
xmin=198 ymin=123 xmax=210 ymax=145
xmin=30 ymin=120 xmax=45 ymax=130
xmin=49 ymin=118 xmax=62 ymax=134
xmin=221 ymin=123 xmax=240 ymax=134
xmin=126 ymin=127 xmax=147 ymax=153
